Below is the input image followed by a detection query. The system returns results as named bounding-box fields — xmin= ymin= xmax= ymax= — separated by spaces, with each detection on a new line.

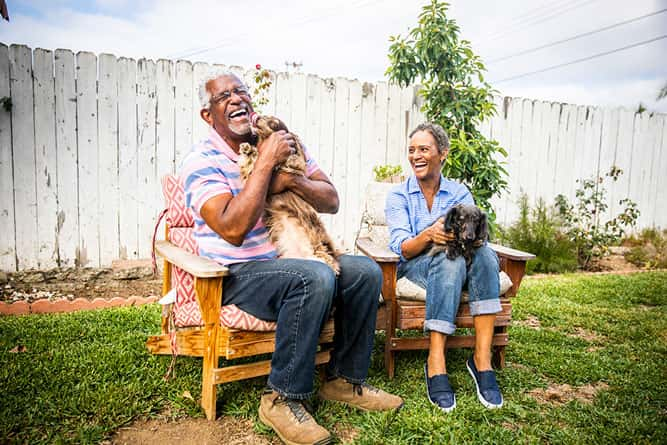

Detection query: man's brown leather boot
xmin=259 ymin=391 xmax=332 ymax=445
xmin=319 ymin=378 xmax=404 ymax=411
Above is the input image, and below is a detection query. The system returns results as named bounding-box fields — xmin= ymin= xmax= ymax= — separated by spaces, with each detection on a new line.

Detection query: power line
xmin=494 ymin=34 xmax=667 ymax=83
xmin=489 ymin=8 xmax=667 ymax=63
xmin=480 ymin=0 xmax=582 ymax=40
xmin=167 ymin=0 xmax=384 ymax=60
xmin=480 ymin=0 xmax=598 ymax=43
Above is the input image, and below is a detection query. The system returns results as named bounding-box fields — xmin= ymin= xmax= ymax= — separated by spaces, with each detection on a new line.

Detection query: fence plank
xmin=289 ymin=72 xmax=307 ymax=136
xmin=136 ymin=59 xmax=158 ymax=259
xmin=304 ymin=74 xmax=322 ymax=162
xmin=274 ymin=71 xmax=291 ymax=125
xmin=117 ymin=57 xmax=138 ymax=259
xmin=359 ymin=82 xmax=377 ymax=188
xmin=640 ymin=115 xmax=663 ymax=227
xmin=33 ymin=49 xmax=58 ymax=268
xmin=373 ymin=81 xmax=388 ymax=166
xmin=316 ymin=77 xmax=336 ymax=231
xmin=75 ymin=52 xmax=100 ymax=266
xmin=528 ymin=100 xmax=547 ymax=199
xmin=54 ymin=49 xmax=79 ymax=267
xmin=98 ymin=53 xmax=120 ymax=265
xmin=156 ymin=59 xmax=175 ymax=177
xmin=627 ymin=112 xmax=649 ymax=226
xmin=597 ymin=107 xmax=619 ymax=220
xmin=0 ymin=44 xmax=15 ymax=270
xmin=192 ymin=62 xmax=210 ymax=143
xmin=330 ymin=78 xmax=350 ymax=249
xmin=343 ymin=80 xmax=363 ymax=250
xmin=10 ymin=45 xmax=38 ymax=269
xmin=385 ymin=83 xmax=402 ymax=166
xmin=174 ymin=60 xmax=193 ymax=168
xmin=653 ymin=117 xmax=667 ymax=227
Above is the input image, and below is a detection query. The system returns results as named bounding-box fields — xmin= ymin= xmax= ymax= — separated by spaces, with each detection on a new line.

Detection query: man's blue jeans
xmin=397 ymin=245 xmax=501 ymax=335
xmin=222 ymin=255 xmax=382 ymax=400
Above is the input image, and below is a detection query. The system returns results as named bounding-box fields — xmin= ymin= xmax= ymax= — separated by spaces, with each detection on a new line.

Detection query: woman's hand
xmin=400 ymin=217 xmax=454 ymax=260
xmin=422 ymin=217 xmax=455 ymax=245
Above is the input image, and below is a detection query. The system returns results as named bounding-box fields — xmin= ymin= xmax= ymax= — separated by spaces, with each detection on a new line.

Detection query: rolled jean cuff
xmin=424 ymin=319 xmax=457 ymax=335
xmin=469 ymin=298 xmax=502 ymax=316
xmin=326 ymin=365 xmax=365 ymax=385
xmin=267 ymin=380 xmax=314 ymax=400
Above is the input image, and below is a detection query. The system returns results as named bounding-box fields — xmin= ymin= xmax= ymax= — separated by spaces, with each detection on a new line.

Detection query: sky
xmin=2 ymin=0 xmax=666 ymax=112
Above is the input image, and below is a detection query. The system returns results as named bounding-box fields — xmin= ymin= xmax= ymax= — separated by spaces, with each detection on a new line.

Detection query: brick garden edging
xmin=0 ymin=296 xmax=158 ymax=315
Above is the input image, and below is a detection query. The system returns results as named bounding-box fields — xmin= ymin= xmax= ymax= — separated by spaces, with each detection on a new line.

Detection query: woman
xmin=385 ymin=122 xmax=503 ymax=412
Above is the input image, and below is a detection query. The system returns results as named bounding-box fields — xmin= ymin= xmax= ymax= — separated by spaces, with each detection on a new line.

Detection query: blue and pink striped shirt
xmin=180 ymin=128 xmax=320 ymax=266
xmin=385 ymin=174 xmax=474 ymax=261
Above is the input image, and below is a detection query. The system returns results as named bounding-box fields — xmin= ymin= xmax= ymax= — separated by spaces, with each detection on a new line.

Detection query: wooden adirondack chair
xmin=356 ymin=182 xmax=535 ymax=378
xmin=146 ymin=175 xmax=334 ymax=420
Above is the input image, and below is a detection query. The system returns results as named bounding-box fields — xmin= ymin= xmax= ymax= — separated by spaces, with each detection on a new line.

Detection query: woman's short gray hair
xmin=409 ymin=122 xmax=450 ymax=154
xmin=198 ymin=68 xmax=245 ymax=110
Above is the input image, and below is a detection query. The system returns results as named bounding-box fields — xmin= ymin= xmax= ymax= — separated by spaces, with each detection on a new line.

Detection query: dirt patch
xmin=331 ymin=422 xmax=361 ymax=444
xmin=529 ymin=382 xmax=610 ymax=406
xmin=594 ymin=249 xmax=641 ymax=273
xmin=515 ymin=315 xmax=541 ymax=329
xmin=108 ymin=416 xmax=279 ymax=445
xmin=567 ymin=326 xmax=606 ymax=343
xmin=0 ymin=260 xmax=161 ymax=303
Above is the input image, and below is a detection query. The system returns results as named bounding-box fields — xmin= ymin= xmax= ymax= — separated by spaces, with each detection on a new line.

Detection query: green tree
xmin=386 ymin=0 xmax=507 ymax=220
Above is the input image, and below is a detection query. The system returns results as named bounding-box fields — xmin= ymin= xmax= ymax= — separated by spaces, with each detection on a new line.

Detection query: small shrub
xmin=555 ymin=166 xmax=639 ymax=270
xmin=373 ymin=164 xmax=403 ymax=182
xmin=624 ymin=228 xmax=667 ymax=269
xmin=497 ymin=194 xmax=577 ymax=274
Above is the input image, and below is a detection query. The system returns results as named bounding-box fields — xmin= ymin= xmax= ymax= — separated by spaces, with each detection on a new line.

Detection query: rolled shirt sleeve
xmin=385 ymin=188 xmax=412 ymax=260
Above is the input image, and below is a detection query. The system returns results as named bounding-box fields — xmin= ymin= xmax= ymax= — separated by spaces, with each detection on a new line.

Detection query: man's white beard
xmin=229 ymin=121 xmax=251 ymax=136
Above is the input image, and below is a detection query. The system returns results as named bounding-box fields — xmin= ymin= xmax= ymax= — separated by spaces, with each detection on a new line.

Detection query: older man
xmin=180 ymin=71 xmax=402 ymax=445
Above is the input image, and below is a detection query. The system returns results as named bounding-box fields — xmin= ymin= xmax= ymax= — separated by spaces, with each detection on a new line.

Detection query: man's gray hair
xmin=409 ymin=122 xmax=450 ymax=154
xmin=198 ymin=68 xmax=246 ymax=110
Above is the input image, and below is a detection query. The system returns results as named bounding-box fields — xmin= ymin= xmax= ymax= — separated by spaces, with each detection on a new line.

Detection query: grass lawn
xmin=1 ymin=272 xmax=665 ymax=444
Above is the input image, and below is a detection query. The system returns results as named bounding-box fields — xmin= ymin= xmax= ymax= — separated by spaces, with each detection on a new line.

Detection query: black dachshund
xmin=428 ymin=204 xmax=489 ymax=265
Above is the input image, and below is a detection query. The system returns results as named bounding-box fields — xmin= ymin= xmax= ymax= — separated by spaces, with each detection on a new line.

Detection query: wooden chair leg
xmin=492 ymin=345 xmax=506 ymax=369
xmin=380 ymin=263 xmax=398 ymax=379
xmin=492 ymin=325 xmax=507 ymax=369
xmin=195 ymin=276 xmax=223 ymax=420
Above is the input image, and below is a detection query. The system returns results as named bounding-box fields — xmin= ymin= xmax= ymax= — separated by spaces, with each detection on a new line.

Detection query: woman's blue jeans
xmin=397 ymin=245 xmax=502 ymax=335
xmin=222 ymin=255 xmax=382 ymax=399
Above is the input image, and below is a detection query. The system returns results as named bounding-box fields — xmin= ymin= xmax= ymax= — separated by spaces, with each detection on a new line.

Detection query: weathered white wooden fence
xmin=0 ymin=44 xmax=665 ymax=271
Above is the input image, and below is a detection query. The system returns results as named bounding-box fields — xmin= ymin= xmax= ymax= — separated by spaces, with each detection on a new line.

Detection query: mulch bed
xmin=0 ymin=260 xmax=161 ymax=315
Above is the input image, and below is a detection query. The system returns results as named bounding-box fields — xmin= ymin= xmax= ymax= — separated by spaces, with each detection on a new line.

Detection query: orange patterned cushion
xmin=162 ymin=175 xmax=194 ymax=228
xmin=167 ymin=224 xmax=276 ymax=331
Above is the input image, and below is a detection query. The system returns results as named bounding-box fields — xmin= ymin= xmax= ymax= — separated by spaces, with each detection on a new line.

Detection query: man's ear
xmin=200 ymin=108 xmax=212 ymax=126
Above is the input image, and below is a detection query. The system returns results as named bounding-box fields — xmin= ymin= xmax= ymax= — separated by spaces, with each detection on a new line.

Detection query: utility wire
xmin=489 ymin=8 xmax=667 ymax=63
xmin=168 ymin=0 xmax=384 ymax=59
xmin=480 ymin=0 xmax=581 ymax=40
xmin=494 ymin=34 xmax=667 ymax=83
xmin=480 ymin=0 xmax=598 ymax=43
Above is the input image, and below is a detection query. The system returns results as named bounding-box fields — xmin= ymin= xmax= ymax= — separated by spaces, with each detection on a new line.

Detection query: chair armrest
xmin=155 ymin=240 xmax=229 ymax=278
xmin=356 ymin=237 xmax=400 ymax=263
xmin=488 ymin=242 xmax=535 ymax=261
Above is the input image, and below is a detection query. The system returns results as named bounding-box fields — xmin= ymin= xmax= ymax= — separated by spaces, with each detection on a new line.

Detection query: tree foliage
xmin=386 ymin=0 xmax=507 ymax=219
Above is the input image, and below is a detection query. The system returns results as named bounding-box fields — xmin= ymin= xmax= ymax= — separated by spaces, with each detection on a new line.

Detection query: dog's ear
xmin=476 ymin=209 xmax=489 ymax=241
xmin=444 ymin=206 xmax=459 ymax=232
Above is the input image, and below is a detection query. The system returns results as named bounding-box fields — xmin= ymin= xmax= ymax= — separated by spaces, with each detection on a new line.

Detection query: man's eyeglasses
xmin=209 ymin=86 xmax=250 ymax=105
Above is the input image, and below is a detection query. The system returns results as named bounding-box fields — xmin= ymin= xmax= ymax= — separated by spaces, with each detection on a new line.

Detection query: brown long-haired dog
xmin=428 ymin=204 xmax=488 ymax=266
xmin=238 ymin=114 xmax=341 ymax=274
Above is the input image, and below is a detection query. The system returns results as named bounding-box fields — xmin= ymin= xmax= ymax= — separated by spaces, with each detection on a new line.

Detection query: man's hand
xmin=256 ymin=130 xmax=296 ymax=169
xmin=269 ymin=170 xmax=297 ymax=195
